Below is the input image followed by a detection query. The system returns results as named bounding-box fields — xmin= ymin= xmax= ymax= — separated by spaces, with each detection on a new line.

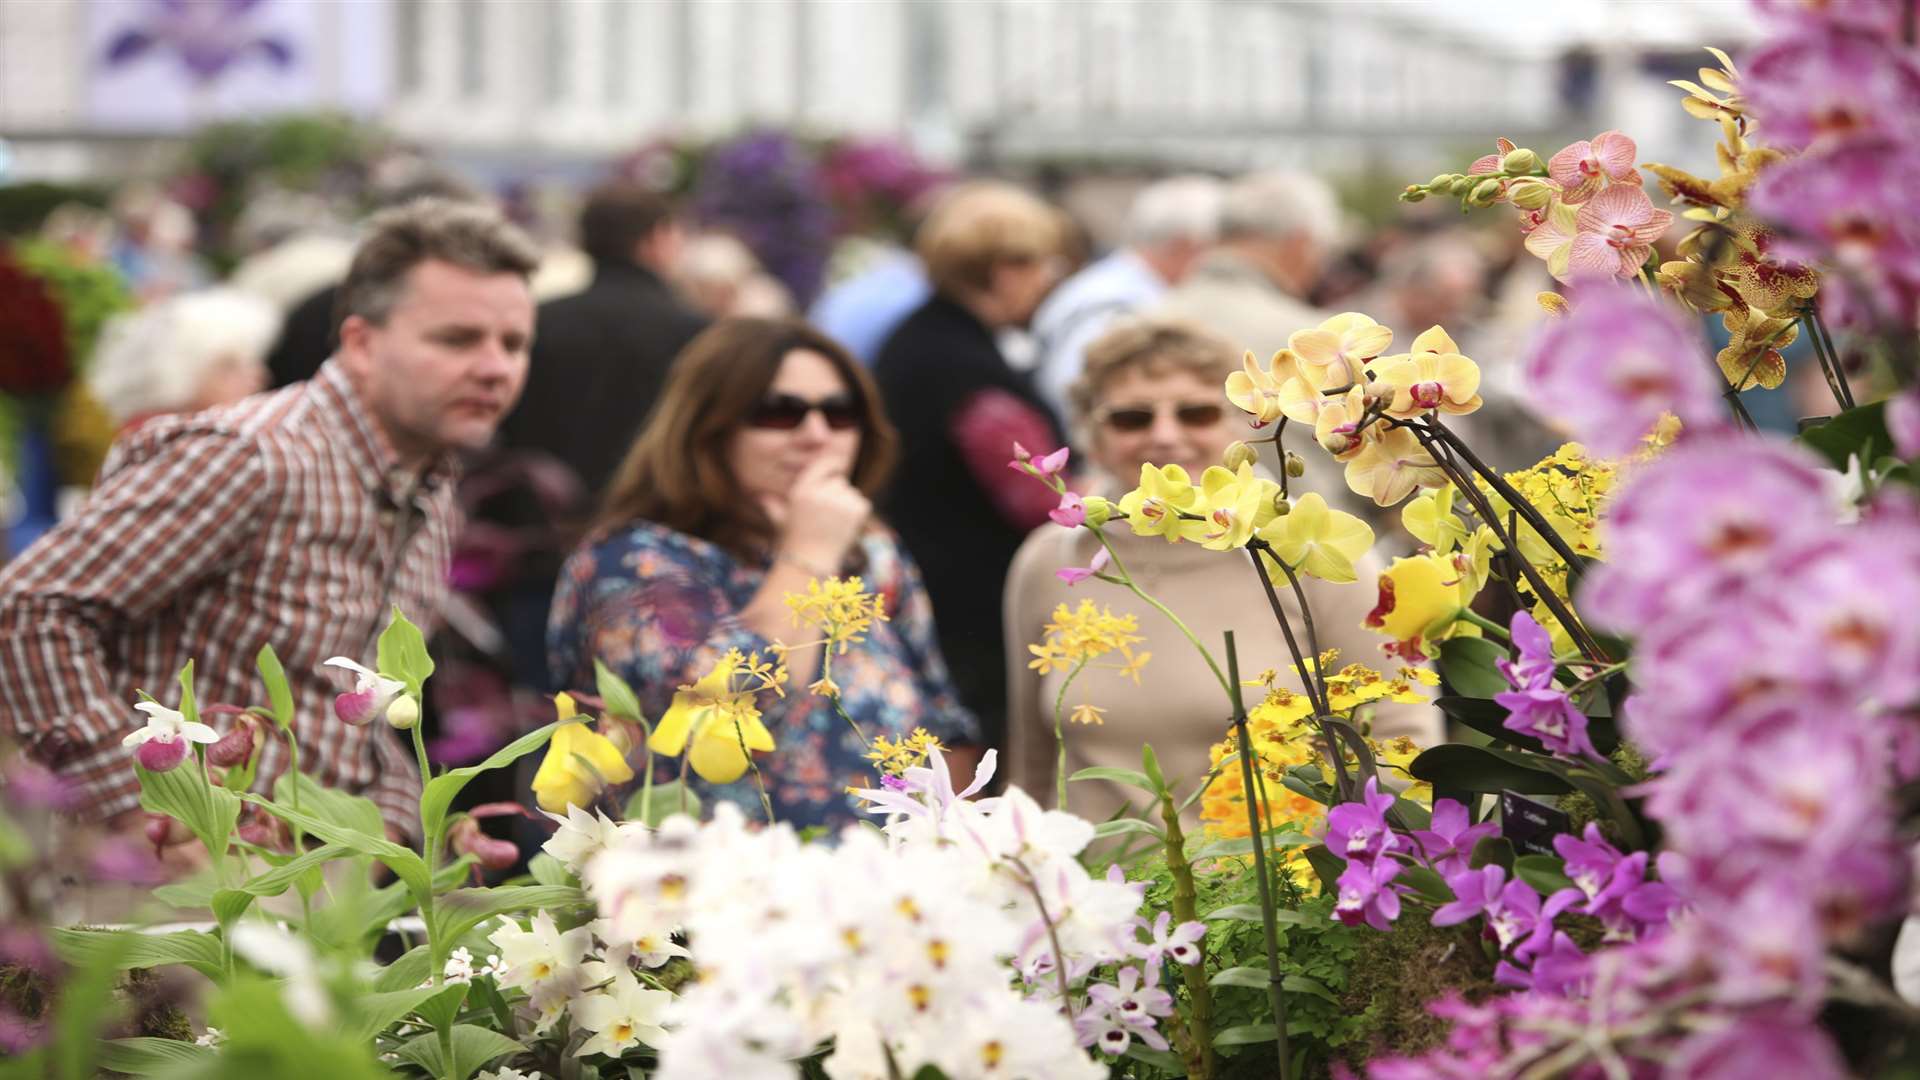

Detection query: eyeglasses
xmin=745 ymin=393 xmax=863 ymax=431
xmin=1097 ymin=402 xmax=1225 ymax=433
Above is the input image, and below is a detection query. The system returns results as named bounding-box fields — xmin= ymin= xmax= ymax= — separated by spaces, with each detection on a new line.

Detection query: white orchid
xmin=122 ymin=701 xmax=219 ymax=772
xmin=572 ymin=969 xmax=671 ymax=1059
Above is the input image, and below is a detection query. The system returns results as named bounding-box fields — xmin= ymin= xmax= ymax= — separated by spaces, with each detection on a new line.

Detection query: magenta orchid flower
xmin=323 ymin=657 xmax=408 ymax=727
xmin=1568 ymin=186 xmax=1672 ymax=278
xmin=1050 ymin=490 xmax=1086 ymax=527
xmin=1323 ymin=777 xmax=1400 ymax=862
xmin=1334 ymin=856 xmax=1404 ymax=931
xmin=1547 ymin=130 xmax=1641 ymax=203
xmin=122 ymin=702 xmax=220 ymax=772
xmin=1411 ymin=799 xmax=1499 ymax=878
xmin=1055 ymin=545 xmax=1111 ymax=586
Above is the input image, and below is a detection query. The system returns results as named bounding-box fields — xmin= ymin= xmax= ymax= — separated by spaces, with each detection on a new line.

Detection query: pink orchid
xmin=1008 ymin=443 xmax=1069 ymax=481
xmin=1055 ymin=546 xmax=1111 ymax=586
xmin=1049 ymin=490 xmax=1086 ymax=528
xmin=1568 ymin=186 xmax=1672 ymax=278
xmin=1547 ymin=130 xmax=1641 ymax=203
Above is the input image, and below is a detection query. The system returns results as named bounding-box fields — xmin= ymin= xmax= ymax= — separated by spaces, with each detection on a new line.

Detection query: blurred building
xmin=1 ymin=0 xmax=1755 ymax=182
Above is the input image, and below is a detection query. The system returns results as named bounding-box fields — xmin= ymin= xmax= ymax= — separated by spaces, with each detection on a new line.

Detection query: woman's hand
xmin=769 ymin=454 xmax=871 ymax=576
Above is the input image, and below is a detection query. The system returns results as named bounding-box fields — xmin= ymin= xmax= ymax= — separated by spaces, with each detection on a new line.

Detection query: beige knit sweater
xmin=1001 ymin=520 xmax=1442 ymax=826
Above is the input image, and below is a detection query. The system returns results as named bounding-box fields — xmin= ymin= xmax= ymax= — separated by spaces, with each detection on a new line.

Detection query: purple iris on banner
xmin=102 ymin=0 xmax=295 ymax=84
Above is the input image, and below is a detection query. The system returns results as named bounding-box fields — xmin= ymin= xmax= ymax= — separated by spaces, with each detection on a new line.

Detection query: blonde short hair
xmin=1067 ymin=316 xmax=1239 ymax=429
xmin=915 ymin=181 xmax=1062 ymax=297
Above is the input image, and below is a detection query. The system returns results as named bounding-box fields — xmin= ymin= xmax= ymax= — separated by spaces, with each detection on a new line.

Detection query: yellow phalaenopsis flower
xmin=1373 ymin=346 xmax=1483 ymax=418
xmin=1288 ymin=312 xmax=1394 ymax=384
xmin=1257 ymin=492 xmax=1375 ymax=584
xmin=785 ymin=576 xmax=890 ymax=654
xmin=1402 ymin=487 xmax=1472 ymax=555
xmin=1225 ymin=349 xmax=1290 ymax=424
xmin=1196 ymin=462 xmax=1277 ymax=551
xmin=1117 ymin=463 xmax=1208 ymax=543
xmin=1344 ymin=426 xmax=1447 ymax=507
xmin=1277 ymin=358 xmax=1347 ymax=426
xmin=531 ymin=693 xmax=638 ymax=813
xmin=1312 ymin=385 xmax=1372 ymax=461
xmin=650 ymin=649 xmax=783 ymax=785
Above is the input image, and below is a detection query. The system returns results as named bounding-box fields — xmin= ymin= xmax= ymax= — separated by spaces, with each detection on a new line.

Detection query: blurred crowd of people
xmin=2 ymin=153 xmax=1703 ymax=864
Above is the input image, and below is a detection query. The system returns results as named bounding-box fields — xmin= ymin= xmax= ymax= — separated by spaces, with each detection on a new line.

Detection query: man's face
xmin=339 ymin=259 xmax=533 ymax=465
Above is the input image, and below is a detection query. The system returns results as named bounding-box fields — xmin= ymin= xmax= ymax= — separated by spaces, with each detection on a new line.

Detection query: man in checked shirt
xmin=0 ymin=199 xmax=539 ymax=870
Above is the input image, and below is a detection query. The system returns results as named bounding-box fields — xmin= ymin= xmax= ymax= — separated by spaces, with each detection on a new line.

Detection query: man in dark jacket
xmin=500 ymin=183 xmax=706 ymax=499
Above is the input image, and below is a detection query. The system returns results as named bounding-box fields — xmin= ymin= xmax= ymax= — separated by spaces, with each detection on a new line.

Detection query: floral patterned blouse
xmin=547 ymin=520 xmax=980 ymax=831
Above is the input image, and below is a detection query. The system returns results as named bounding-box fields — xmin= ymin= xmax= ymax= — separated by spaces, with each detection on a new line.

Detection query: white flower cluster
xmin=582 ymin=749 xmax=1197 ymax=1079
xmin=478 ymin=805 xmax=690 ymax=1061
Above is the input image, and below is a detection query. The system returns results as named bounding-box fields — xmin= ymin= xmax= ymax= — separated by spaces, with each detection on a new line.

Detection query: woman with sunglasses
xmin=548 ymin=318 xmax=980 ymax=830
xmin=1001 ymin=317 xmax=1439 ymax=823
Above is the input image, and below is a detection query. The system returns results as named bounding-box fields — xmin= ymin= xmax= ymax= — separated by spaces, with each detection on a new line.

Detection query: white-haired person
xmin=1159 ymin=169 xmax=1343 ymax=362
xmin=88 ymin=288 xmax=279 ymax=434
xmin=1031 ymin=174 xmax=1224 ymax=423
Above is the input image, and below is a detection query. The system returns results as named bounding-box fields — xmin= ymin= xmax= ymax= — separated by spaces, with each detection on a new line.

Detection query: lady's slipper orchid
xmin=1343 ymin=426 xmax=1446 ymax=507
xmin=1547 ymin=130 xmax=1642 ymax=203
xmin=1117 ymin=463 xmax=1208 ymax=543
xmin=204 ymin=714 xmax=259 ymax=768
xmin=1365 ymin=553 xmax=1465 ymax=659
xmin=123 ymin=702 xmax=220 ymax=773
xmin=323 ymin=657 xmax=408 ymax=727
xmin=648 ymin=657 xmax=777 ymax=786
xmin=1257 ymin=492 xmax=1375 ymax=584
xmin=532 ymin=694 xmax=637 ymax=812
xmin=1569 ymin=186 xmax=1673 ymax=279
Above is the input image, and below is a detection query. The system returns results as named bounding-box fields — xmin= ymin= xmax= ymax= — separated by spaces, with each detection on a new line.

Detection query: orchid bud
xmin=1271 ymin=495 xmax=1292 ymax=517
xmin=1400 ymin=185 xmax=1426 ymax=204
xmin=1509 ymin=178 xmax=1553 ymax=211
xmin=1080 ymin=495 xmax=1115 ymax=528
xmin=1447 ymin=175 xmax=1475 ymax=197
xmin=1284 ymin=452 xmax=1306 ymax=478
xmin=136 ymin=736 xmax=189 ymax=773
xmin=1468 ymin=178 xmax=1504 ymax=207
xmin=205 ymin=717 xmax=258 ymax=768
xmin=1500 ymin=147 xmax=1541 ymax=173
xmin=1222 ymin=441 xmax=1258 ymax=472
xmin=385 ymin=694 xmax=421 ymax=730
xmin=1430 ymin=173 xmax=1457 ymax=190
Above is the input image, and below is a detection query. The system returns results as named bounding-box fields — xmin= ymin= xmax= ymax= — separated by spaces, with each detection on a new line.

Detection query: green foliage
xmin=419 ymin=719 xmax=561 ymax=851
xmin=255 ymin=644 xmax=295 ymax=731
xmin=626 ymin=780 xmax=703 ymax=827
xmin=1799 ymin=400 xmax=1890 ymax=469
xmin=395 ymin=1023 xmax=523 ymax=1080
xmin=1436 ymin=637 xmax=1510 ymax=699
xmin=376 ymin=606 xmax=436 ymax=699
xmin=1069 ymin=765 xmax=1157 ymax=792
xmin=1408 ymin=743 xmax=1574 ymax=796
xmin=596 ymin=659 xmax=647 ymax=722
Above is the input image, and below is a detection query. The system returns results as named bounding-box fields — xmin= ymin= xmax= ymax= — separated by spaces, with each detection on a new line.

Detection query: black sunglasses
xmin=745 ymin=393 xmax=863 ymax=431
xmin=1098 ymin=402 xmax=1225 ymax=433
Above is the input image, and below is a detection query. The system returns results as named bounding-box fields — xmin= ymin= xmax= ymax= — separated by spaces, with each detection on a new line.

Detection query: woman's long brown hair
xmin=594 ymin=317 xmax=899 ymax=559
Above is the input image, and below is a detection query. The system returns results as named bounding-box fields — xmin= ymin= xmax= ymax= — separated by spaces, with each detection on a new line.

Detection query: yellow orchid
xmin=1402 ymin=486 xmax=1471 ymax=555
xmin=1406 ymin=325 xmax=1461 ymax=356
xmin=1117 ymin=463 xmax=1208 ymax=543
xmin=651 ymin=651 xmax=781 ymax=785
xmin=532 ymin=694 xmax=638 ymax=813
xmin=1225 ymin=349 xmax=1290 ymax=424
xmin=1287 ymin=313 xmax=1393 ymax=384
xmin=1196 ymin=462 xmax=1276 ymax=551
xmin=1277 ymin=358 xmax=1347 ymax=426
xmin=1312 ymin=385 xmax=1372 ymax=461
xmin=1257 ymin=492 xmax=1375 ymax=584
xmin=1372 ymin=348 xmax=1483 ymax=418
xmin=1343 ymin=426 xmax=1446 ymax=507
xmin=1362 ymin=553 xmax=1466 ymax=660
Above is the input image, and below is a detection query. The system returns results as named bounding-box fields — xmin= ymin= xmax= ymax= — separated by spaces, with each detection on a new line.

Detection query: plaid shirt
xmin=0 ymin=361 xmax=458 ymax=837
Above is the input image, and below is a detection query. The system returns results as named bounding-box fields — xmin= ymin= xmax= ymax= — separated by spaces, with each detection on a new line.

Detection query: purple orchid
xmin=1431 ymin=864 xmax=1506 ymax=927
xmin=1411 ymin=799 xmax=1498 ymax=878
xmin=1492 ymin=684 xmax=1601 ymax=760
xmin=1132 ymin=910 xmax=1206 ymax=968
xmin=1890 ymin=388 xmax=1920 ymax=459
xmin=1519 ymin=281 xmax=1726 ymax=457
xmin=1049 ymin=490 xmax=1087 ymax=528
xmin=1670 ymin=1011 xmax=1849 ymax=1080
xmin=1496 ymin=611 xmax=1556 ymax=691
xmin=1055 ymin=546 xmax=1111 ymax=586
xmin=1334 ymin=856 xmax=1405 ymax=931
xmin=103 ymin=0 xmax=294 ymax=84
xmin=1323 ymin=777 xmax=1401 ymax=862
xmin=1077 ymin=965 xmax=1173 ymax=1053
xmin=1743 ymin=27 xmax=1920 ymax=152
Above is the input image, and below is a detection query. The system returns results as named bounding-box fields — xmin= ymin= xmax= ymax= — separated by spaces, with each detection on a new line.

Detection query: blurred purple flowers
xmin=103 ymin=0 xmax=295 ymax=85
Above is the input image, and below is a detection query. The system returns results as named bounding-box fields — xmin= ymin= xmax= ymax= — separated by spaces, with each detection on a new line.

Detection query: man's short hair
xmin=1219 ymin=170 xmax=1342 ymax=250
xmin=915 ymin=181 xmax=1063 ymax=297
xmin=1125 ymin=175 xmax=1225 ymax=249
xmin=335 ymin=198 xmax=540 ymax=328
xmin=577 ymin=182 xmax=676 ymax=266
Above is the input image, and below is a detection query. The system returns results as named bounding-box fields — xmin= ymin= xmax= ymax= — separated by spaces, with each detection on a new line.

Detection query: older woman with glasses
xmin=549 ymin=318 xmax=980 ymax=830
xmin=1002 ymin=317 xmax=1438 ymax=822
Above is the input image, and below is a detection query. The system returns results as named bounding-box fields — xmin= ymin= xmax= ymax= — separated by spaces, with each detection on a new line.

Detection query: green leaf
xmin=595 ymin=659 xmax=646 ymax=722
xmin=1302 ymin=844 xmax=1345 ymax=891
xmin=626 ymin=780 xmax=702 ymax=827
xmin=1408 ymin=744 xmax=1573 ymax=796
xmin=414 ymin=981 xmax=470 ymax=1034
xmin=1798 ymin=400 xmax=1888 ymax=470
xmin=346 ymin=985 xmax=447 ymax=1042
xmin=177 ymin=659 xmax=200 ymax=725
xmin=49 ymin=930 xmax=130 ymax=1080
xmin=1140 ymin=743 xmax=1167 ymax=791
xmin=136 ymin=761 xmax=241 ymax=861
xmin=1438 ymin=636 xmax=1510 ymax=699
xmin=271 ymin=771 xmax=387 ymax=838
xmin=1203 ymin=903 xmax=1314 ymax=926
xmin=1469 ymin=835 xmax=1516 ymax=873
xmin=1189 ymin=830 xmax=1312 ymax=861
xmin=419 ymin=720 xmax=561 ymax=853
xmin=256 ymin=644 xmax=295 ymax=731
xmin=1395 ymin=863 xmax=1454 ymax=904
xmin=527 ymin=852 xmax=575 ymax=889
xmin=50 ymin=927 xmax=224 ymax=981
xmin=1213 ymin=1023 xmax=1278 ymax=1047
xmin=1091 ymin=818 xmax=1163 ymax=841
xmin=395 ymin=1023 xmax=522 ymax=1080
xmin=1123 ymin=1043 xmax=1188 ymax=1074
xmin=1067 ymin=765 xmax=1156 ymax=792
xmin=373 ymin=945 xmax=434 ymax=992
xmin=1514 ymin=853 xmax=1577 ymax=895
xmin=96 ymin=1037 xmax=211 ymax=1075
xmin=209 ymin=842 xmax=353 ymax=926
xmin=241 ymin=794 xmax=433 ymax=905
xmin=376 ymin=605 xmax=436 ymax=697
xmin=1436 ymin=694 xmax=1546 ymax=753
xmin=432 ymin=884 xmax=587 ymax=945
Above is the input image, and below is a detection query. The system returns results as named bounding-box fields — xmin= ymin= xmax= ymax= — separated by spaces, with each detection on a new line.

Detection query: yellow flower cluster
xmin=864 ymin=728 xmax=945 ymax=780
xmin=1112 ymin=461 xmax=1375 ymax=583
xmin=785 ymin=576 xmax=890 ymax=654
xmin=651 ymin=648 xmax=788 ymax=784
xmin=1027 ymin=600 xmax=1149 ymax=679
xmin=1647 ymin=48 xmax=1817 ymax=391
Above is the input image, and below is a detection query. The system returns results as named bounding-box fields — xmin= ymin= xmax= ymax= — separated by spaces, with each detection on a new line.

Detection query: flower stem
xmin=1424 ymin=417 xmax=1589 ymax=588
xmin=733 ymin=720 xmax=777 ymax=827
xmin=1458 ymin=608 xmax=1512 ymax=642
xmin=1803 ymin=303 xmax=1857 ymax=410
xmin=1224 ymin=631 xmax=1291 ymax=1080
xmin=1007 ymin=855 xmax=1076 ymax=1025
xmin=1158 ymin=786 xmax=1217 ymax=1079
xmin=1052 ymin=660 xmax=1090 ymax=811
